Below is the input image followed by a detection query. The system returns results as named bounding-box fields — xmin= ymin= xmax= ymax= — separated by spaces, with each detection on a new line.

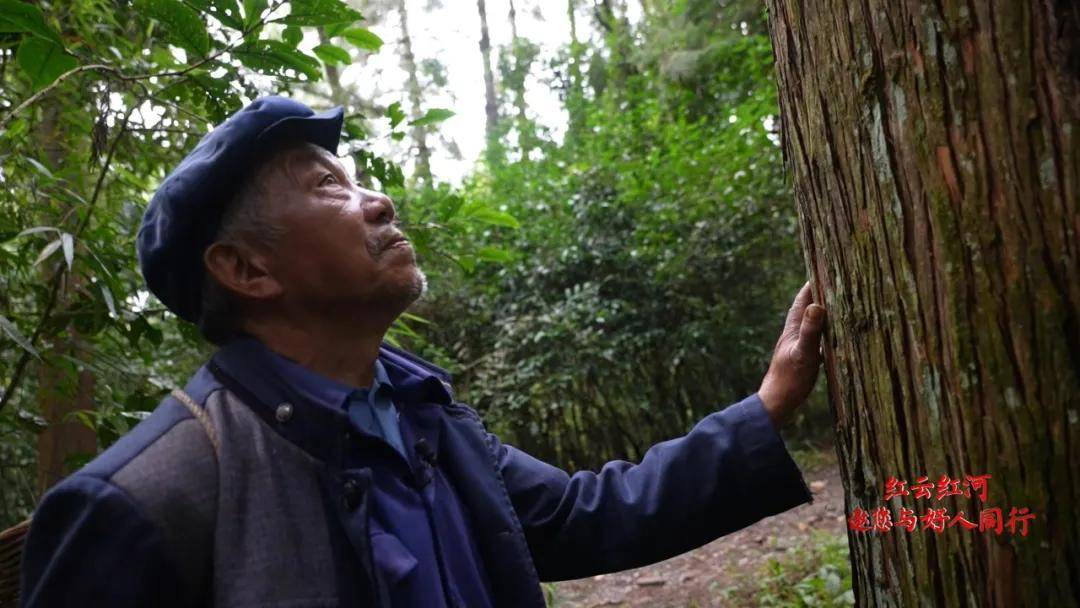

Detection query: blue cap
xmin=137 ymin=96 xmax=344 ymax=323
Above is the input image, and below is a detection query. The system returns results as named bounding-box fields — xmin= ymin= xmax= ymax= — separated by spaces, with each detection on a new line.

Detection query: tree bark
xmin=507 ymin=0 xmax=532 ymax=156
xmin=565 ymin=0 xmax=585 ymax=141
xmin=395 ymin=0 xmax=431 ymax=182
xmin=765 ymin=1 xmax=1079 ymax=605
xmin=476 ymin=0 xmax=500 ymax=161
xmin=32 ymin=101 xmax=98 ymax=494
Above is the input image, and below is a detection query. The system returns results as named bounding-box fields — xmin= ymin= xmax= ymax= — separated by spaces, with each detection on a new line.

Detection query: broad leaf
xmin=341 ymin=27 xmax=382 ymax=51
xmin=281 ymin=0 xmax=362 ymax=26
xmin=463 ymin=204 xmax=520 ymax=229
xmin=281 ymin=25 xmax=302 ymax=47
xmin=477 ymin=246 xmax=513 ymax=263
xmin=235 ymin=40 xmax=321 ymax=80
xmin=138 ymin=0 xmax=211 ymax=56
xmin=409 ymin=108 xmax=454 ymax=127
xmin=386 ymin=101 xmax=406 ymax=129
xmin=242 ymin=0 xmax=268 ymax=30
xmin=0 ymin=0 xmax=63 ymax=44
xmin=210 ymin=0 xmax=244 ymax=30
xmin=312 ymin=43 xmax=350 ymax=66
xmin=16 ymin=37 xmax=77 ymax=90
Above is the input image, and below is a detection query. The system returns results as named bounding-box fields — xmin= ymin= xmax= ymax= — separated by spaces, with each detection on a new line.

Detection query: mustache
xmin=368 ymin=221 xmax=409 ymax=254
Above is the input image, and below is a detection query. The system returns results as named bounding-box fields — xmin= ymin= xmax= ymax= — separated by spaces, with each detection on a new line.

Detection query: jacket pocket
xmin=370 ymin=530 xmax=419 ymax=587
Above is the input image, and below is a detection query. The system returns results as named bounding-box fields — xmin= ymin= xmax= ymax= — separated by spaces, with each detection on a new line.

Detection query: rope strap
xmin=171 ymin=388 xmax=220 ymax=456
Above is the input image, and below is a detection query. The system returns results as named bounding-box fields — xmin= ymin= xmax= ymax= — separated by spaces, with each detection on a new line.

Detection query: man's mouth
xmin=383 ymin=234 xmax=410 ymax=251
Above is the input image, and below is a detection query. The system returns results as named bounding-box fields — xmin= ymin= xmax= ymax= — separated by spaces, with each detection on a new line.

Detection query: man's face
xmin=259 ymin=144 xmax=425 ymax=316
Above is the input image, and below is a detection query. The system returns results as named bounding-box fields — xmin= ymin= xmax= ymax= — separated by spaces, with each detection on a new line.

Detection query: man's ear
xmin=203 ymin=241 xmax=283 ymax=300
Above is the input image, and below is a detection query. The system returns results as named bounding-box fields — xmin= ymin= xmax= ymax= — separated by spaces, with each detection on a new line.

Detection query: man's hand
xmin=758 ymin=282 xmax=827 ymax=428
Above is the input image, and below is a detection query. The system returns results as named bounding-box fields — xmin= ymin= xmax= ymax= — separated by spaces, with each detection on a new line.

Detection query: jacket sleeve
xmin=493 ymin=393 xmax=813 ymax=581
xmin=20 ymin=475 xmax=183 ymax=608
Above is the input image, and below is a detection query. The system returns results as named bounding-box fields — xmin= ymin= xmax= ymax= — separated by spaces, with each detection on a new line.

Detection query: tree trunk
xmin=476 ymin=0 xmax=500 ymax=162
xmin=395 ymin=0 xmax=431 ymax=182
xmin=507 ymin=0 xmax=531 ymax=156
xmin=32 ymin=101 xmax=98 ymax=494
xmin=565 ymin=0 xmax=584 ymax=142
xmin=765 ymin=1 xmax=1079 ymax=605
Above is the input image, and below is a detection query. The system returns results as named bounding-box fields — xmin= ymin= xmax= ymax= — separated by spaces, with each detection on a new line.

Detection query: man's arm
xmin=493 ymin=393 xmax=811 ymax=581
xmin=497 ymin=282 xmax=827 ymax=581
xmin=20 ymin=475 xmax=182 ymax=607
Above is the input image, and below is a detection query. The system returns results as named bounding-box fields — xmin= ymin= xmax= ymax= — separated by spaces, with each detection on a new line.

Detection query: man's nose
xmin=360 ymin=189 xmax=395 ymax=225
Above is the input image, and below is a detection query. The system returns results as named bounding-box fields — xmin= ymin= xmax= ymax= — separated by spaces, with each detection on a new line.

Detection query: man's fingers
xmin=796 ymin=303 xmax=826 ymax=354
xmin=784 ymin=282 xmax=814 ymax=332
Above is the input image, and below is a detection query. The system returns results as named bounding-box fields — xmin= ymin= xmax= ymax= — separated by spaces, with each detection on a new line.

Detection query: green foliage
xmin=0 ymin=0 xmax=479 ymax=528
xmin=341 ymin=27 xmax=383 ymax=52
xmin=0 ymin=0 xmax=829 ymax=534
xmin=408 ymin=1 xmax=812 ymax=469
xmin=751 ymin=532 xmax=855 ymax=607
xmin=408 ymin=108 xmax=454 ymax=127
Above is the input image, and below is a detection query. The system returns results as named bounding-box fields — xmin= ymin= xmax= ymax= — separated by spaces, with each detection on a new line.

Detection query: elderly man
xmin=20 ymin=97 xmax=827 ymax=607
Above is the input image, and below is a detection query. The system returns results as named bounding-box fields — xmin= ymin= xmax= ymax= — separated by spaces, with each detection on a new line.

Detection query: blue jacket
xmin=20 ymin=339 xmax=812 ymax=607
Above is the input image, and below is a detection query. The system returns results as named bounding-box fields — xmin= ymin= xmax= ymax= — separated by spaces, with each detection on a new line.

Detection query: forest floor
xmin=548 ymin=454 xmax=847 ymax=608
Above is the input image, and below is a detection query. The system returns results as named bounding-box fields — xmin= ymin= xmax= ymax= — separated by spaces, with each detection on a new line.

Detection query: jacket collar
xmin=265 ymin=350 xmax=395 ymax=413
xmin=207 ymin=336 xmax=455 ymax=466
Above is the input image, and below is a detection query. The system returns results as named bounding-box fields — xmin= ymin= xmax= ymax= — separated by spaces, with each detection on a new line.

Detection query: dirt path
xmin=549 ymin=464 xmax=845 ymax=607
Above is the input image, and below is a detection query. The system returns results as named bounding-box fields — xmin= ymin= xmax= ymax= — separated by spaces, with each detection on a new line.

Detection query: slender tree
xmin=765 ymin=0 xmax=1079 ymax=605
xmin=395 ymin=0 xmax=432 ymax=181
xmin=564 ymin=0 xmax=585 ymax=141
xmin=31 ymin=100 xmax=97 ymax=494
xmin=506 ymin=0 xmax=532 ymax=156
xmin=476 ymin=0 xmax=500 ymax=163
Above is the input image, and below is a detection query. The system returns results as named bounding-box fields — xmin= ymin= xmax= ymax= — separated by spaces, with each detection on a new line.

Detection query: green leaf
xmin=33 ymin=238 xmax=61 ymax=266
xmin=312 ymin=42 xmax=350 ymax=66
xmin=60 ymin=232 xmax=74 ymax=269
xmin=235 ymin=40 xmax=322 ymax=80
xmin=211 ymin=0 xmax=244 ymax=30
xmin=15 ymin=226 xmax=59 ymax=239
xmin=138 ymin=0 xmax=211 ymax=56
xmin=0 ymin=315 xmax=38 ymax=358
xmin=281 ymin=25 xmax=302 ymax=47
xmin=242 ymin=0 xmax=268 ymax=30
xmin=464 ymin=205 xmax=520 ymax=229
xmin=409 ymin=108 xmax=454 ymax=127
xmin=0 ymin=0 xmax=63 ymax=44
xmin=16 ymin=38 xmax=77 ymax=91
xmin=343 ymin=118 xmax=367 ymax=140
xmin=341 ymin=27 xmax=382 ymax=51
xmin=23 ymin=156 xmax=55 ymax=179
xmin=477 ymin=246 xmax=513 ymax=263
xmin=100 ymin=283 xmax=117 ymax=317
xmin=390 ymin=131 xmax=406 ymax=141
xmin=281 ymin=0 xmax=362 ymax=26
xmin=386 ymin=101 xmax=406 ymax=129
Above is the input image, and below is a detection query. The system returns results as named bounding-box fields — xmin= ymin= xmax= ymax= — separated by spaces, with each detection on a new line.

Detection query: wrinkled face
xmin=260 ymin=144 xmax=425 ymax=315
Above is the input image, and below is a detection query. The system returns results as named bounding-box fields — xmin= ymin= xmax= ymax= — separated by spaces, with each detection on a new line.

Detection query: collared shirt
xmin=262 ymin=342 xmax=494 ymax=608
xmin=266 ymin=353 xmax=406 ymax=456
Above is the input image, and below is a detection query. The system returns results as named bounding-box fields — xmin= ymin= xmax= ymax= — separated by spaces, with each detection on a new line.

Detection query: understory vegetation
xmin=0 ymin=0 xmax=832 ymax=530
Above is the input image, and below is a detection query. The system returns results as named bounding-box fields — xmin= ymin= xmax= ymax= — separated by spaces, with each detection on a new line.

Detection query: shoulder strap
xmin=171 ymin=388 xmax=221 ymax=456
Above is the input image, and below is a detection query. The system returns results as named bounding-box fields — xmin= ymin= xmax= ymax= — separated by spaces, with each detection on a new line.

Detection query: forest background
xmin=0 ymin=0 xmax=834 ymax=538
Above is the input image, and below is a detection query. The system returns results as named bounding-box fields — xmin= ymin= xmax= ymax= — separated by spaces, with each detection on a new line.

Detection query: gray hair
xmin=196 ymin=150 xmax=290 ymax=345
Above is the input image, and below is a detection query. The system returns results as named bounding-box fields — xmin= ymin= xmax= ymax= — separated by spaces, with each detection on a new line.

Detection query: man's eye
xmin=319 ymin=173 xmax=338 ymax=186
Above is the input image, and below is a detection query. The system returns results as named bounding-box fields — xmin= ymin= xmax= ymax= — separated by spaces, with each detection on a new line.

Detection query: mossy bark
xmin=764 ymin=1 xmax=1080 ymax=605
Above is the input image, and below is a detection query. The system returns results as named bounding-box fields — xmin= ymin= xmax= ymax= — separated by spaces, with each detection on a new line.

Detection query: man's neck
xmin=242 ymin=312 xmax=390 ymax=389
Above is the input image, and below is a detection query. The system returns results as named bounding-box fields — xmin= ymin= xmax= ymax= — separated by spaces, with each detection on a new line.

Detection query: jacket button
xmin=275 ymin=402 xmax=294 ymax=423
xmin=343 ymin=479 xmax=362 ymax=510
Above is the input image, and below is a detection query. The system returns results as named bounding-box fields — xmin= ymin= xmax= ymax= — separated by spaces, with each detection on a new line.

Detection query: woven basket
xmin=0 ymin=519 xmax=30 ymax=608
